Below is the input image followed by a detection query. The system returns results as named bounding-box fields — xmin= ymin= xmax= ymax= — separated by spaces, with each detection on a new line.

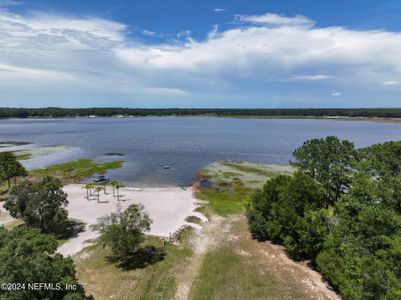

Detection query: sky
xmin=1 ymin=0 xmax=401 ymax=108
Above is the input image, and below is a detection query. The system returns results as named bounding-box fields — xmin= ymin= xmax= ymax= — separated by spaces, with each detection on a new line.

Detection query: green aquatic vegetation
xmin=30 ymin=159 xmax=124 ymax=182
xmin=195 ymin=161 xmax=293 ymax=216
xmin=200 ymin=161 xmax=293 ymax=190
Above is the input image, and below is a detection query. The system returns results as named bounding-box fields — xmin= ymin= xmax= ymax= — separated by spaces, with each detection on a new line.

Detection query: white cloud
xmin=332 ymin=91 xmax=341 ymax=96
xmin=142 ymin=29 xmax=156 ymax=37
xmin=208 ymin=25 xmax=219 ymax=39
xmin=237 ymin=13 xmax=315 ymax=27
xmin=289 ymin=74 xmax=333 ymax=81
xmin=214 ymin=8 xmax=227 ymax=12
xmin=382 ymin=80 xmax=399 ymax=86
xmin=1 ymin=10 xmax=401 ymax=105
xmin=176 ymin=29 xmax=191 ymax=39
xmin=141 ymin=87 xmax=187 ymax=96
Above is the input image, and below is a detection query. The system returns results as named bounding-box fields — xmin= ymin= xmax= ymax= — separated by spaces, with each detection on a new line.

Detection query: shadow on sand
xmin=106 ymin=246 xmax=166 ymax=271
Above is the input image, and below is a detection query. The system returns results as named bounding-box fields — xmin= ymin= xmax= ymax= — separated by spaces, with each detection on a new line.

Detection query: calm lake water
xmin=1 ymin=117 xmax=401 ymax=186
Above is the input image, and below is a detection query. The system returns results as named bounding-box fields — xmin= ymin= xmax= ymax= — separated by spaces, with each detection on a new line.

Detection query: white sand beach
xmin=58 ymin=184 xmax=206 ymax=256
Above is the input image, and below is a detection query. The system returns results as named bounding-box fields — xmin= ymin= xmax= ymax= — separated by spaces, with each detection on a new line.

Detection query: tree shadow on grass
xmin=106 ymin=246 xmax=166 ymax=271
xmin=55 ymin=219 xmax=86 ymax=240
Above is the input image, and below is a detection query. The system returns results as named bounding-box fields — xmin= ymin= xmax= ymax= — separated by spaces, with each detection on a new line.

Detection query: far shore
xmin=2 ymin=115 xmax=401 ymax=124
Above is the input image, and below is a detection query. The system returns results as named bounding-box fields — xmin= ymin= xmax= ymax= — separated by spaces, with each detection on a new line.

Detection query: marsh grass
xmin=29 ymin=159 xmax=124 ymax=183
xmin=195 ymin=161 xmax=293 ymax=216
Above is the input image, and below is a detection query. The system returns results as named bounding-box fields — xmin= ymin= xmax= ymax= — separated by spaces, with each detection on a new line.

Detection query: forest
xmin=246 ymin=136 xmax=401 ymax=299
xmin=3 ymin=107 xmax=401 ymax=118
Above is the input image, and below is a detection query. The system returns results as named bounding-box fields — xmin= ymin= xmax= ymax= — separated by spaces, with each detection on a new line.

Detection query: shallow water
xmin=1 ymin=117 xmax=401 ymax=186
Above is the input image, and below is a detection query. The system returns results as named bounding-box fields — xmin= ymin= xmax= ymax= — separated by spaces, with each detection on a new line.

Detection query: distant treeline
xmin=2 ymin=107 xmax=401 ymax=118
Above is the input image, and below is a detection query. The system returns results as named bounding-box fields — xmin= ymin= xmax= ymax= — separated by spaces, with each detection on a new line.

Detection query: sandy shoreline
xmin=58 ymin=184 xmax=206 ymax=256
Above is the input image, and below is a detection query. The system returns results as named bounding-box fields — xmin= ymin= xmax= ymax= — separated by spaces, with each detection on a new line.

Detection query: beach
xmin=58 ymin=184 xmax=206 ymax=256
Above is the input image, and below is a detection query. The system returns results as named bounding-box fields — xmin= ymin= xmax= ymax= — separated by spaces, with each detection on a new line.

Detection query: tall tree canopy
xmin=5 ymin=176 xmax=69 ymax=234
xmin=290 ymin=136 xmax=358 ymax=206
xmin=0 ymin=152 xmax=27 ymax=188
xmin=248 ymin=137 xmax=401 ymax=299
xmin=0 ymin=227 xmax=83 ymax=299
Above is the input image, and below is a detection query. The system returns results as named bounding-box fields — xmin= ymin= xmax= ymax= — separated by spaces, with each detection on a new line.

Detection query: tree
xmin=247 ymin=137 xmax=401 ymax=298
xmin=246 ymin=172 xmax=326 ymax=260
xmin=316 ymin=183 xmax=401 ymax=300
xmin=82 ymin=183 xmax=91 ymax=200
xmin=91 ymin=204 xmax=152 ymax=255
xmin=5 ymin=176 xmax=69 ymax=234
xmin=246 ymin=175 xmax=291 ymax=241
xmin=115 ymin=181 xmax=124 ymax=201
xmin=0 ymin=152 xmax=27 ymax=189
xmin=87 ymin=181 xmax=95 ymax=196
xmin=94 ymin=185 xmax=103 ymax=202
xmin=360 ymin=141 xmax=401 ymax=177
xmin=110 ymin=180 xmax=118 ymax=197
xmin=290 ymin=136 xmax=358 ymax=207
xmin=0 ymin=227 xmax=83 ymax=299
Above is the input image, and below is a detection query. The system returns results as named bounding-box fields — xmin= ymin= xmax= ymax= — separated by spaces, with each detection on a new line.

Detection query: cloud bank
xmin=0 ymin=9 xmax=400 ymax=106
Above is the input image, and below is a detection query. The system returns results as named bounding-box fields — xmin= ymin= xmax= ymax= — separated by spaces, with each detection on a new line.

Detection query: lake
xmin=1 ymin=117 xmax=401 ymax=186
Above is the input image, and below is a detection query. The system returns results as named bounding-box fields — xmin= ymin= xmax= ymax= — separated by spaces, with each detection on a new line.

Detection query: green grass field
xmin=195 ymin=189 xmax=250 ymax=216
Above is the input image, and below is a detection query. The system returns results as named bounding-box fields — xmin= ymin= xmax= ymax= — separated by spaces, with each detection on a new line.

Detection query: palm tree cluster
xmin=83 ymin=180 xmax=124 ymax=203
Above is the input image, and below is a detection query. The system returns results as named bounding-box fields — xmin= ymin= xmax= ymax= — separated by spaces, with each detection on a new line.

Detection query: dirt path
xmin=174 ymin=214 xmax=226 ymax=300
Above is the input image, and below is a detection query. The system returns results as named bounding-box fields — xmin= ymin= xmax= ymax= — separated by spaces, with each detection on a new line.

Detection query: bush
xmin=91 ymin=203 xmax=152 ymax=256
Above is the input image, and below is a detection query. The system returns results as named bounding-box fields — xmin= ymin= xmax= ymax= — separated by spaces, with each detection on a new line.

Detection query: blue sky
xmin=1 ymin=0 xmax=401 ymax=108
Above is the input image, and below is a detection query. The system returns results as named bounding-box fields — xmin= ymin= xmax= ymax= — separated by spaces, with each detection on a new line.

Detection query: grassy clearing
xmin=75 ymin=233 xmax=194 ymax=300
xmin=190 ymin=216 xmax=326 ymax=300
xmin=196 ymin=189 xmax=250 ymax=216
xmin=30 ymin=159 xmax=124 ymax=183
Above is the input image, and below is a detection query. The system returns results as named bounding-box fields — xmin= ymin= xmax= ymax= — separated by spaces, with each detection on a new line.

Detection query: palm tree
xmin=87 ymin=182 xmax=95 ymax=197
xmin=115 ymin=181 xmax=124 ymax=201
xmin=110 ymin=180 xmax=118 ymax=197
xmin=95 ymin=185 xmax=103 ymax=203
xmin=82 ymin=183 xmax=91 ymax=200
